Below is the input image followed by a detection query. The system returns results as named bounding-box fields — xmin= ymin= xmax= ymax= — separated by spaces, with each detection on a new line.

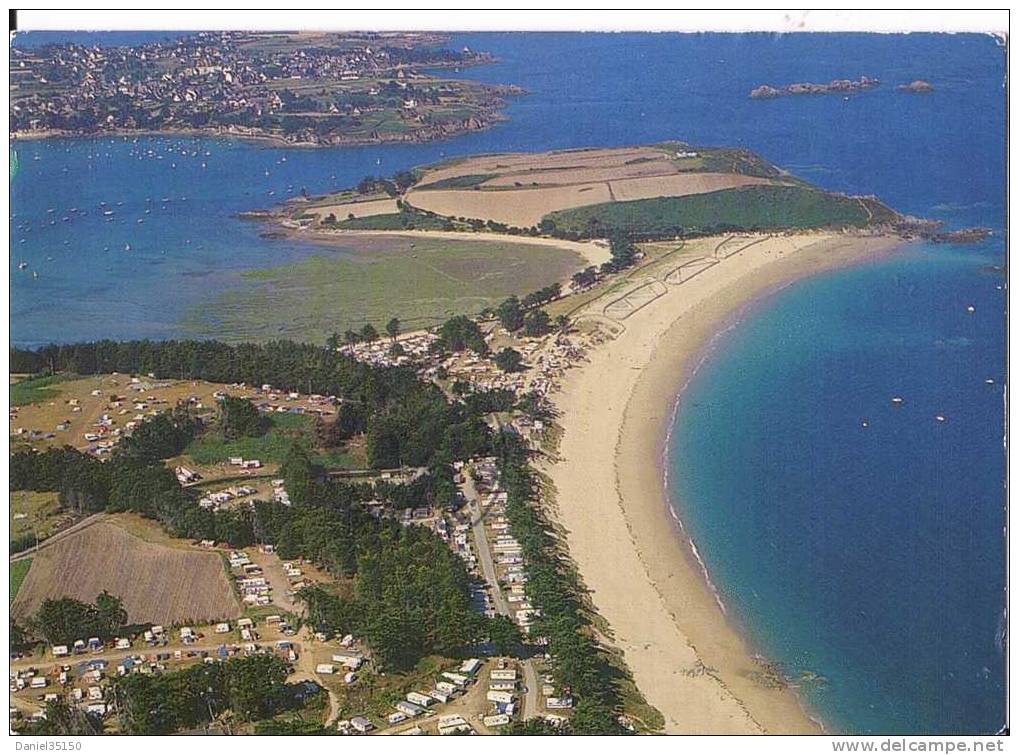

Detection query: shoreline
xmin=8 ymin=112 xmax=507 ymax=149
xmin=275 ymin=226 xmax=614 ymax=269
xmin=545 ymin=232 xmax=903 ymax=733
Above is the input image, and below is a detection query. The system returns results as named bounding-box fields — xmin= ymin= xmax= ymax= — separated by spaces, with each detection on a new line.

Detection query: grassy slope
xmin=184 ymin=236 xmax=584 ymax=343
xmin=335 ymin=209 xmax=450 ymax=231
xmin=10 ymin=491 xmax=63 ymax=545
xmin=10 ymin=559 xmax=32 ymax=605
xmin=10 ymin=373 xmax=76 ymax=406
xmin=543 ymin=185 xmax=897 ymax=237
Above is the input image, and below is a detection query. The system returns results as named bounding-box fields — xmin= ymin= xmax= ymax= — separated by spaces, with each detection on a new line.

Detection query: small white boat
xmin=124 ymin=244 xmax=131 ymax=251
xmin=17 ymin=261 xmax=28 ymax=270
xmin=985 ymin=378 xmax=995 ymax=385
xmin=891 ymin=397 xmax=904 ymax=405
xmin=966 ymin=305 xmax=975 ymax=313
xmin=935 ymin=415 xmax=946 ymax=423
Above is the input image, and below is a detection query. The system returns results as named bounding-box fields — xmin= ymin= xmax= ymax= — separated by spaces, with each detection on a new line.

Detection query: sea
xmin=9 ymin=32 xmax=1006 ymax=734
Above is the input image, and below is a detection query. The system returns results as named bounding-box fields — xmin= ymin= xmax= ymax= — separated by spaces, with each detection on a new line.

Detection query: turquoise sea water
xmin=9 ymin=32 xmax=1006 ymax=733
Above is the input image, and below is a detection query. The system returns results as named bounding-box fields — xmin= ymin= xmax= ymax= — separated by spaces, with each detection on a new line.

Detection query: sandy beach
xmin=294 ymin=227 xmax=614 ymax=269
xmin=545 ymin=232 xmax=902 ymax=734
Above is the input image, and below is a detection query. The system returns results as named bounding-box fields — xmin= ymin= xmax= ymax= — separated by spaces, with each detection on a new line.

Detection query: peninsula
xmin=7 ymin=142 xmax=981 ymax=735
xmin=10 ymin=31 xmax=521 ymax=146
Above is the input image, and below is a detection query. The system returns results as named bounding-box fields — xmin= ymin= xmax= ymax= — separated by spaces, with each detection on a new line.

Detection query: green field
xmin=10 ymin=559 xmax=32 ymax=605
xmin=185 ymin=413 xmax=355 ymax=469
xmin=415 ymin=173 xmax=494 ymax=190
xmin=10 ymin=373 xmax=76 ymax=406
xmin=184 ymin=235 xmax=585 ymax=343
xmin=543 ymin=185 xmax=898 ymax=238
xmin=336 ymin=209 xmax=451 ymax=231
xmin=10 ymin=491 xmax=64 ymax=546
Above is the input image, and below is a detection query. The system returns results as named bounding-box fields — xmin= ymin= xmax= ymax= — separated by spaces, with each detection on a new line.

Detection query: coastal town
xmin=10 ymin=31 xmax=519 ymax=145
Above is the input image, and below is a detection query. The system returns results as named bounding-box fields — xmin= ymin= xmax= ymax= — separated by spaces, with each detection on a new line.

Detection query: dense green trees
xmin=219 ymin=396 xmax=268 ymax=440
xmin=487 ymin=614 xmax=523 ymax=655
xmin=118 ymin=405 xmax=202 ymax=463
xmin=494 ymin=347 xmax=524 ymax=373
xmin=436 ymin=315 xmax=488 ymax=354
xmin=496 ymin=296 xmax=525 ymax=332
xmin=14 ymin=700 xmax=104 ymax=736
xmin=11 ymin=337 xmax=500 ymax=476
xmin=603 ymin=231 xmax=638 ymax=272
xmin=114 ymin=654 xmax=291 ymax=734
xmin=10 ymin=619 xmax=28 ymax=651
xmin=28 ymin=591 xmax=128 ymax=645
xmin=11 ymin=445 xmax=255 ymax=548
xmin=386 ymin=317 xmax=401 ymax=340
xmin=571 ymin=265 xmax=598 ymax=290
xmin=521 ymin=283 xmax=561 ymax=309
xmin=523 ymin=310 xmax=552 ymax=338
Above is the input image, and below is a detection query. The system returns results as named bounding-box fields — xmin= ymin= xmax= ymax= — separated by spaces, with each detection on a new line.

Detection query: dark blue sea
xmin=9 ymin=32 xmax=1006 ymax=734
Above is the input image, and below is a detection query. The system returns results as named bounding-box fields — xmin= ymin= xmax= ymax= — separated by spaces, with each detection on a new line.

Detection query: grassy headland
xmin=541 ymin=184 xmax=898 ymax=239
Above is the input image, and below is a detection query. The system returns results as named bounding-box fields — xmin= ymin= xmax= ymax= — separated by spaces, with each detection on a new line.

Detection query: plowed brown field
xmin=11 ymin=521 xmax=241 ymax=625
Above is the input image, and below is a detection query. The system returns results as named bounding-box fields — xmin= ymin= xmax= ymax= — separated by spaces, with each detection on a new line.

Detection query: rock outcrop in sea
xmin=896 ymin=79 xmax=935 ymax=93
xmin=750 ymin=76 xmax=880 ymax=99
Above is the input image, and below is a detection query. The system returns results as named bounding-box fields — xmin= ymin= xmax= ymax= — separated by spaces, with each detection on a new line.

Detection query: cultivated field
xmin=404 ymin=144 xmax=786 ymax=227
xmin=407 ymin=183 xmax=613 ymax=227
xmin=305 ymin=197 xmax=400 ymax=221
xmin=11 ymin=520 xmax=242 ymax=625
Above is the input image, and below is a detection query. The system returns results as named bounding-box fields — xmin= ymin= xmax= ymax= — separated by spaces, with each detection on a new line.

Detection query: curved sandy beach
xmin=545 ymin=232 xmax=901 ymax=733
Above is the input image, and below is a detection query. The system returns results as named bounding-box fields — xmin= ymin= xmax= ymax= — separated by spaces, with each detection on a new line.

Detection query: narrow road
xmin=10 ymin=512 xmax=105 ymax=562
xmin=462 ymin=473 xmax=509 ymax=617
xmin=521 ymin=659 xmax=540 ymax=721
xmin=461 ymin=469 xmax=539 ymax=720
xmin=10 ymin=635 xmax=282 ymax=676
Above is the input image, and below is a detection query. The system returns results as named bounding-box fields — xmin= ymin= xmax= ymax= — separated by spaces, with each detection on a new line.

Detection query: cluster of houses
xmin=228 ymin=549 xmax=311 ymax=609
xmin=229 ymin=551 xmax=273 ymax=607
xmin=313 ymin=635 xmax=365 ymax=686
xmin=338 ymin=320 xmax=594 ymax=411
xmin=340 ymin=657 xmax=485 ymax=735
xmin=338 ymin=332 xmax=439 ymax=368
xmin=10 ymin=660 xmax=110 ymax=721
xmin=197 ymin=483 xmax=258 ymax=511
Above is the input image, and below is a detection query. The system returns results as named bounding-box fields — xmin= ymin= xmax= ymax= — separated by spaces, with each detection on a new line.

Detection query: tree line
xmin=493 ymin=432 xmax=630 ymax=735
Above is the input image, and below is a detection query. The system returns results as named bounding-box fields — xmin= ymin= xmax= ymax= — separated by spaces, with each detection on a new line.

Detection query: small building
xmin=437 ymin=714 xmax=472 ymax=735
xmin=394 ymin=700 xmax=423 ymax=717
xmin=52 ymin=645 xmax=69 ymax=658
xmin=405 ymin=691 xmax=433 ymax=707
xmin=350 ymin=716 xmax=373 ymax=734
